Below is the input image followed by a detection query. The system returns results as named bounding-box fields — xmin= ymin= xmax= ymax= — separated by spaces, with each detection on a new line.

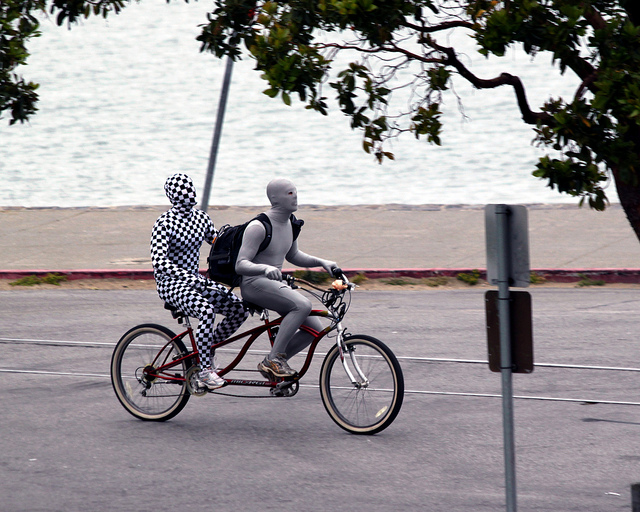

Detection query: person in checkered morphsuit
xmin=150 ymin=173 xmax=248 ymax=390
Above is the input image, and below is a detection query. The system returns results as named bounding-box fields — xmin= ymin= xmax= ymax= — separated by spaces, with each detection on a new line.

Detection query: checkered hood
xmin=164 ymin=173 xmax=197 ymax=213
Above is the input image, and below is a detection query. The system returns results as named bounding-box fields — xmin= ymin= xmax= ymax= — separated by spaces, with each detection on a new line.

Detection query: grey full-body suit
xmin=150 ymin=174 xmax=248 ymax=371
xmin=236 ymin=178 xmax=337 ymax=360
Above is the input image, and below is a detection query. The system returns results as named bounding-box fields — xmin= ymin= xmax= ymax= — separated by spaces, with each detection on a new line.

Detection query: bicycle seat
xmin=164 ymin=302 xmax=187 ymax=320
xmin=243 ymin=300 xmax=265 ymax=315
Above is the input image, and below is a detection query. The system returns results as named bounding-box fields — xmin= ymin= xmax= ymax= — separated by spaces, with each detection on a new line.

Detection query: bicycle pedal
xmin=189 ymin=380 xmax=209 ymax=397
xmin=270 ymin=380 xmax=297 ymax=397
xmin=270 ymin=387 xmax=290 ymax=397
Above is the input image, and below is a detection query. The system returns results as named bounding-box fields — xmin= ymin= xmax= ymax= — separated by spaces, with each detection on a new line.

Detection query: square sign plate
xmin=485 ymin=290 xmax=534 ymax=373
xmin=485 ymin=204 xmax=530 ymax=288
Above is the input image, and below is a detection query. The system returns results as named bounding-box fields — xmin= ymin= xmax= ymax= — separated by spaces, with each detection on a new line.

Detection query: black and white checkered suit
xmin=150 ymin=174 xmax=248 ymax=369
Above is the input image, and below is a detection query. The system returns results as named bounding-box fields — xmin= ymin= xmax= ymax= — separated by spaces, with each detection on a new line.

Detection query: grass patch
xmin=379 ymin=276 xmax=450 ymax=287
xmin=576 ymin=274 xmax=605 ymax=287
xmin=9 ymin=273 xmax=68 ymax=287
xmin=9 ymin=275 xmax=42 ymax=286
xmin=351 ymin=272 xmax=368 ymax=285
xmin=42 ymin=273 xmax=68 ymax=285
xmin=530 ymin=272 xmax=547 ymax=285
xmin=423 ymin=276 xmax=449 ymax=287
xmin=292 ymin=270 xmax=330 ymax=284
xmin=456 ymin=269 xmax=481 ymax=286
xmin=384 ymin=277 xmax=410 ymax=286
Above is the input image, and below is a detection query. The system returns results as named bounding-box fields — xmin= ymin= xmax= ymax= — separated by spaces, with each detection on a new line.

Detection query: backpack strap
xmin=290 ymin=213 xmax=304 ymax=241
xmin=254 ymin=213 xmax=273 ymax=253
xmin=250 ymin=213 xmax=303 ymax=254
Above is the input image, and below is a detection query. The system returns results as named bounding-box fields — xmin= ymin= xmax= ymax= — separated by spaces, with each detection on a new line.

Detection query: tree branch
xmin=582 ymin=3 xmax=607 ymax=30
xmin=431 ymin=41 xmax=553 ymax=125
xmin=320 ymin=41 xmax=444 ymax=65
xmin=401 ymin=19 xmax=474 ymax=33
xmin=575 ymin=72 xmax=598 ymax=101
xmin=564 ymin=5 xmax=603 ymax=96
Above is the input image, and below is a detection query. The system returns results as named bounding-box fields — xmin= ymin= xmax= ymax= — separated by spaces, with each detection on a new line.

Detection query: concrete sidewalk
xmin=1 ymin=203 xmax=639 ymax=281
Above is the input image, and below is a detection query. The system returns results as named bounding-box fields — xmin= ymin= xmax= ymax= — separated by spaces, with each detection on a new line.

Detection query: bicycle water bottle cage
xmin=164 ymin=302 xmax=186 ymax=324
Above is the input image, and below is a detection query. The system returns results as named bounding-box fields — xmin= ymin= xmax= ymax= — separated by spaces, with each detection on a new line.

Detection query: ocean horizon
xmin=0 ymin=1 xmax=620 ymax=208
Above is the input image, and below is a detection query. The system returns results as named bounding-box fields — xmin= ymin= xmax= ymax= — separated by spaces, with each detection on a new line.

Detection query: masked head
xmin=164 ymin=173 xmax=197 ymax=212
xmin=266 ymin=178 xmax=298 ymax=213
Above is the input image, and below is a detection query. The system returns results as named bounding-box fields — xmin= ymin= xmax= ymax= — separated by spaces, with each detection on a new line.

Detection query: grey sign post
xmin=485 ymin=204 xmax=531 ymax=512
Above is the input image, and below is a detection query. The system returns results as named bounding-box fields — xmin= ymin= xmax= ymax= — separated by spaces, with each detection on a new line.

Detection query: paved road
xmin=2 ymin=288 xmax=640 ymax=511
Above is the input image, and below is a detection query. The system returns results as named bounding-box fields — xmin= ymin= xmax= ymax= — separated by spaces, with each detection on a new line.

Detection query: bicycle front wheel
xmin=111 ymin=324 xmax=191 ymax=421
xmin=319 ymin=334 xmax=404 ymax=435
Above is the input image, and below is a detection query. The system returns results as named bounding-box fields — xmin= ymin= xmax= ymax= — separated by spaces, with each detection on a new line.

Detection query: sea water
xmin=0 ymin=1 xmax=618 ymax=207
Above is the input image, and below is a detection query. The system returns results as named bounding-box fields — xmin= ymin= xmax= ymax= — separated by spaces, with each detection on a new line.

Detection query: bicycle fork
xmin=336 ymin=322 xmax=369 ymax=388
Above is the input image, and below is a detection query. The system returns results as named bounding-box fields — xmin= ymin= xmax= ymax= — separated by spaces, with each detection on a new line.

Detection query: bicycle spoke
xmin=111 ymin=325 xmax=191 ymax=421
xmin=320 ymin=335 xmax=404 ymax=434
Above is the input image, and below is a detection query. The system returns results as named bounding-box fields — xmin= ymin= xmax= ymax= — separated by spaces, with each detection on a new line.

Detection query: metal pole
xmin=632 ymin=483 xmax=640 ymax=511
xmin=200 ymin=54 xmax=235 ymax=212
xmin=496 ymin=204 xmax=517 ymax=512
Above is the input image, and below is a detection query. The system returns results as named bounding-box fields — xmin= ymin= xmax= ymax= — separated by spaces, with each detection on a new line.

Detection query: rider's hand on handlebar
xmin=264 ymin=265 xmax=282 ymax=281
xmin=329 ymin=266 xmax=343 ymax=279
xmin=320 ymin=261 xmax=340 ymax=278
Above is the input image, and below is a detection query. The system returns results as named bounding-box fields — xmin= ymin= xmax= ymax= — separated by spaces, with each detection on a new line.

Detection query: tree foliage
xmin=4 ymin=1 xmax=640 ymax=239
xmin=1 ymin=0 xmax=127 ymax=124
xmin=195 ymin=0 xmax=640 ymax=238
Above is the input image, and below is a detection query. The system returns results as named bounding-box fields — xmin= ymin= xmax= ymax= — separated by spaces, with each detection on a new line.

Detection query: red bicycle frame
xmin=144 ymin=309 xmax=333 ymax=388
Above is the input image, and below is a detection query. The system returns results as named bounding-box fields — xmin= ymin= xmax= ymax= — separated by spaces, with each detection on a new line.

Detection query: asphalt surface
xmin=2 ymin=203 xmax=640 ymax=509
xmin=1 ymin=204 xmax=639 ymax=280
xmin=2 ymin=288 xmax=640 ymax=511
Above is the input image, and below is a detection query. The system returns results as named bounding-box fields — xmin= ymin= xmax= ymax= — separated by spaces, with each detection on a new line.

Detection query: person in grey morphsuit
xmin=236 ymin=178 xmax=339 ymax=378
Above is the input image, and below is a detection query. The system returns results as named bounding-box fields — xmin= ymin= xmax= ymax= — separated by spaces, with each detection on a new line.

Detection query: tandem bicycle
xmin=110 ymin=271 xmax=404 ymax=434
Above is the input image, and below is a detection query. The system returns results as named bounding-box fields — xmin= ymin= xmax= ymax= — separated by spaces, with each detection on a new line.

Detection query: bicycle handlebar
xmin=330 ymin=266 xmax=343 ymax=279
xmin=282 ymin=270 xmax=354 ymax=323
xmin=284 ymin=269 xmax=354 ymax=293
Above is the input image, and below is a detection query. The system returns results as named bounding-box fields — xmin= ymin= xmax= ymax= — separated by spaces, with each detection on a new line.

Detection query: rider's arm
xmin=235 ymin=220 xmax=281 ymax=280
xmin=286 ymin=241 xmax=337 ymax=275
xmin=203 ymin=212 xmax=217 ymax=245
xmin=150 ymin=218 xmax=202 ymax=286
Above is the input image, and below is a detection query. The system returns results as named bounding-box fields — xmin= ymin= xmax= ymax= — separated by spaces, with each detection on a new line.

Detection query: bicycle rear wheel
xmin=319 ymin=334 xmax=404 ymax=435
xmin=111 ymin=324 xmax=191 ymax=421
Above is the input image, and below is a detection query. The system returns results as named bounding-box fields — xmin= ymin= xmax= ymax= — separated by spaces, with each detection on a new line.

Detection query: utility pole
xmin=200 ymin=54 xmax=234 ymax=212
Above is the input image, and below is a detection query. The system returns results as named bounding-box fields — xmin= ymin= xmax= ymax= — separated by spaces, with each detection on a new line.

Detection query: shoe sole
xmin=198 ymin=379 xmax=226 ymax=390
xmin=258 ymin=368 xmax=273 ymax=380
xmin=257 ymin=363 xmax=297 ymax=379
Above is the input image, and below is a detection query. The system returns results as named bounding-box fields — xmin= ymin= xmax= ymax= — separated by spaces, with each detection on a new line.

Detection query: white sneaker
xmin=197 ymin=368 xmax=225 ymax=390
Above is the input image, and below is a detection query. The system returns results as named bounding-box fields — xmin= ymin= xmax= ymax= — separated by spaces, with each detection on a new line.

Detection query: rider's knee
xmin=200 ymin=305 xmax=216 ymax=322
xmin=297 ymin=296 xmax=313 ymax=316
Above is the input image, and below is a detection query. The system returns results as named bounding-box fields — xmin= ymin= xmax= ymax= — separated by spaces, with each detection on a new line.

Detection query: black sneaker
xmin=258 ymin=353 xmax=297 ymax=378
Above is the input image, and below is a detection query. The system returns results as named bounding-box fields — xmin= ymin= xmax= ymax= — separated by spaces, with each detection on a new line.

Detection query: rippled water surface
xmin=0 ymin=2 xmax=617 ymax=207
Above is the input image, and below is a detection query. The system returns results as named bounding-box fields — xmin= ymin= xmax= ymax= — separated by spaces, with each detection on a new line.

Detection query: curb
xmin=3 ymin=268 xmax=640 ymax=284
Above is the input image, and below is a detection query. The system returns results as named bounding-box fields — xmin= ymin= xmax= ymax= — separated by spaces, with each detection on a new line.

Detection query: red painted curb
xmin=0 ymin=270 xmax=156 ymax=281
xmin=2 ymin=268 xmax=640 ymax=284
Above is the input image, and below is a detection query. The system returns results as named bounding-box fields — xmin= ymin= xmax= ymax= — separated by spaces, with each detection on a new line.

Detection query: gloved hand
xmin=321 ymin=260 xmax=339 ymax=277
xmin=190 ymin=275 xmax=209 ymax=292
xmin=264 ymin=265 xmax=282 ymax=281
